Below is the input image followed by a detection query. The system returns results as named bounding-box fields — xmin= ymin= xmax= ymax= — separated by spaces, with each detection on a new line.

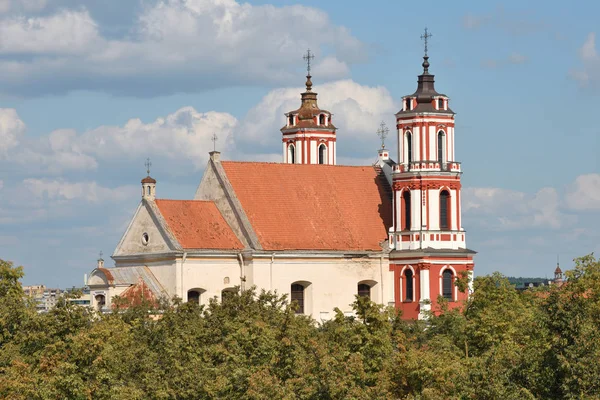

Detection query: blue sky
xmin=0 ymin=0 xmax=598 ymax=287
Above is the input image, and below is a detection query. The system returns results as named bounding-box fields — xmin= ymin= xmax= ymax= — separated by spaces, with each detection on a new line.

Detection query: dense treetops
xmin=1 ymin=255 xmax=600 ymax=399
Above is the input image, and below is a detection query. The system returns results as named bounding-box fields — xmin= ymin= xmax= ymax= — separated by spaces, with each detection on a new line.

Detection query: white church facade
xmin=87 ymin=43 xmax=475 ymax=320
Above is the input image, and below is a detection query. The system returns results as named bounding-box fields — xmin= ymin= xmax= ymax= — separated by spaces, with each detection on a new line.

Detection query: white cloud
xmin=236 ymin=79 xmax=397 ymax=153
xmin=22 ymin=178 xmax=136 ymax=203
xmin=0 ymin=10 xmax=98 ymax=54
xmin=565 ymin=173 xmax=600 ymax=210
xmin=0 ymin=108 xmax=25 ymax=156
xmin=0 ymin=0 xmax=47 ymax=14
xmin=1 ymin=106 xmax=237 ymax=173
xmin=77 ymin=107 xmax=238 ymax=169
xmin=463 ymin=186 xmax=571 ymax=230
xmin=570 ymin=32 xmax=600 ymax=88
xmin=0 ymin=0 xmax=364 ymax=96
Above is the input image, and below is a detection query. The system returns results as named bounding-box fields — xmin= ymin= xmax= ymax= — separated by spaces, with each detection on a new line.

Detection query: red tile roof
xmin=115 ymin=278 xmax=157 ymax=308
xmin=221 ymin=162 xmax=392 ymax=251
xmin=155 ymin=200 xmax=243 ymax=250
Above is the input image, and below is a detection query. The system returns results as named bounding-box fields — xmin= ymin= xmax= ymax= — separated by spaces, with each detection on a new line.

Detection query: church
xmin=87 ymin=42 xmax=475 ymax=320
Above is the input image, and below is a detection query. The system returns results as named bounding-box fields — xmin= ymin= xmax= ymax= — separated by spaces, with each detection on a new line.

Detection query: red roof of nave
xmin=221 ymin=162 xmax=392 ymax=251
xmin=155 ymin=199 xmax=243 ymax=250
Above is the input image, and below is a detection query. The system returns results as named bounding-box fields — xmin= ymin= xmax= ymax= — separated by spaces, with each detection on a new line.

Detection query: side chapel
xmin=87 ymin=37 xmax=475 ymax=320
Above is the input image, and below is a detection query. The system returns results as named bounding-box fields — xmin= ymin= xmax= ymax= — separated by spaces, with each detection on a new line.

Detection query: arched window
xmin=318 ymin=144 xmax=326 ymax=164
xmin=440 ymin=190 xmax=450 ymax=230
xmin=437 ymin=131 xmax=446 ymax=164
xmin=288 ymin=115 xmax=294 ymax=126
xmin=357 ymin=284 xmax=371 ymax=299
xmin=442 ymin=269 xmax=453 ymax=300
xmin=288 ymin=144 xmax=295 ymax=164
xmin=187 ymin=289 xmax=205 ymax=304
xmin=319 ymin=114 xmax=326 ymax=125
xmin=147 ymin=186 xmax=151 ymax=195
xmin=402 ymin=190 xmax=411 ymax=231
xmin=404 ymin=269 xmax=414 ymax=301
xmin=438 ymin=98 xmax=444 ymax=109
xmin=221 ymin=288 xmax=236 ymax=302
xmin=405 ymin=131 xmax=412 ymax=164
xmin=291 ymin=284 xmax=305 ymax=314
xmin=95 ymin=294 xmax=106 ymax=311
xmin=406 ymin=98 xmax=411 ymax=111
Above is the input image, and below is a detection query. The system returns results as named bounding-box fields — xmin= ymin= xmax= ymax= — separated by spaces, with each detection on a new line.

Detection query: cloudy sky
xmin=0 ymin=0 xmax=598 ymax=287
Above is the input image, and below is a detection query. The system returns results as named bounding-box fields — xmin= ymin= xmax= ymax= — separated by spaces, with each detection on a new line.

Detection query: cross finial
xmin=376 ymin=121 xmax=389 ymax=149
xmin=98 ymin=250 xmax=103 ymax=260
xmin=145 ymin=158 xmax=152 ymax=176
xmin=303 ymin=49 xmax=315 ymax=76
xmin=420 ymin=27 xmax=432 ymax=57
xmin=211 ymin=133 xmax=218 ymax=152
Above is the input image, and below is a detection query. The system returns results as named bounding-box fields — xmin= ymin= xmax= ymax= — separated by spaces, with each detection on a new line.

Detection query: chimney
xmin=378 ymin=148 xmax=390 ymax=162
xmin=210 ymin=151 xmax=221 ymax=162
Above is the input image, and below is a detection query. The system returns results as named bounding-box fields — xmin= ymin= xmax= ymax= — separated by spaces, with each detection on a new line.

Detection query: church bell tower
xmin=389 ymin=29 xmax=475 ymax=319
xmin=281 ymin=49 xmax=337 ymax=165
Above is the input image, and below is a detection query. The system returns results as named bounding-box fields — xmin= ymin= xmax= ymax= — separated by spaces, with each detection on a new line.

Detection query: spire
xmin=303 ymin=49 xmax=314 ymax=91
xmin=299 ymin=49 xmax=319 ymax=110
xmin=420 ymin=27 xmax=432 ymax=74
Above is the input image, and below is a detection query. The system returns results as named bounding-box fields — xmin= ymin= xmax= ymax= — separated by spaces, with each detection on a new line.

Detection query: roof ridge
xmin=221 ymin=161 xmax=376 ymax=168
xmin=155 ymin=199 xmax=214 ymax=203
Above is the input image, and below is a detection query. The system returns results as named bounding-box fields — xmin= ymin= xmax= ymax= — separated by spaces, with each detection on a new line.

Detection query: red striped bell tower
xmin=389 ymin=29 xmax=475 ymax=320
xmin=281 ymin=49 xmax=337 ymax=165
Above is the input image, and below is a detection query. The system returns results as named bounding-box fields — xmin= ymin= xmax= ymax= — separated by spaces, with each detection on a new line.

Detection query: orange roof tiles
xmin=115 ymin=279 xmax=157 ymax=308
xmin=221 ymin=162 xmax=392 ymax=251
xmin=155 ymin=200 xmax=243 ymax=250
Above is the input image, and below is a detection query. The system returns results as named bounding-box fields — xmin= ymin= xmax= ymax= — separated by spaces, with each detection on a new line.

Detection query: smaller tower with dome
xmin=141 ymin=158 xmax=156 ymax=201
xmin=281 ymin=49 xmax=337 ymax=165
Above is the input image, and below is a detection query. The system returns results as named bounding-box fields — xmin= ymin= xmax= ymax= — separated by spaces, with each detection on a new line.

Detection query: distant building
xmin=65 ymin=286 xmax=92 ymax=307
xmin=23 ymin=285 xmax=63 ymax=313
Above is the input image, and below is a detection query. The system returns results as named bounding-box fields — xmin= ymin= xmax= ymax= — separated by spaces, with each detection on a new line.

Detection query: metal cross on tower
xmin=98 ymin=250 xmax=103 ymax=260
xmin=145 ymin=158 xmax=152 ymax=175
xmin=303 ymin=49 xmax=315 ymax=76
xmin=211 ymin=133 xmax=218 ymax=151
xmin=420 ymin=27 xmax=432 ymax=57
xmin=377 ymin=121 xmax=389 ymax=149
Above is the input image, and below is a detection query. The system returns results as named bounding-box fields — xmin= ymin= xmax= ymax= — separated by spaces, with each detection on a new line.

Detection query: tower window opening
xmin=406 ymin=98 xmax=411 ymax=111
xmin=288 ymin=115 xmax=294 ymax=126
xmin=402 ymin=190 xmax=411 ymax=231
xmin=442 ymin=269 xmax=453 ymax=300
xmin=319 ymin=114 xmax=325 ymax=125
xmin=438 ymin=98 xmax=444 ymax=109
xmin=404 ymin=269 xmax=414 ymax=301
xmin=437 ymin=131 xmax=446 ymax=164
xmin=291 ymin=284 xmax=305 ymax=314
xmin=405 ymin=131 xmax=412 ymax=164
xmin=358 ymin=283 xmax=371 ymax=299
xmin=318 ymin=144 xmax=326 ymax=164
xmin=288 ymin=144 xmax=295 ymax=164
xmin=440 ymin=190 xmax=450 ymax=230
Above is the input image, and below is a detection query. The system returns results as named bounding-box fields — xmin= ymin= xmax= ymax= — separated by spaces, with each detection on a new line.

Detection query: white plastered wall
xmin=251 ymin=255 xmax=393 ymax=320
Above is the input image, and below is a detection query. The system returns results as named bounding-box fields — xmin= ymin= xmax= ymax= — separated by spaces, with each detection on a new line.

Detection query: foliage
xmin=0 ymin=255 xmax=599 ymax=399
